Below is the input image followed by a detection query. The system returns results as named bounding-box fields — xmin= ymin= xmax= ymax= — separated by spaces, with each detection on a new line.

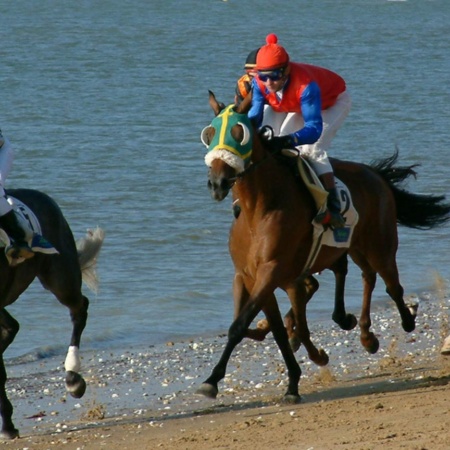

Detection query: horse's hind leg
xmin=233 ymin=273 xmax=270 ymax=342
xmin=378 ymin=264 xmax=417 ymax=333
xmin=330 ymin=254 xmax=357 ymax=331
xmin=63 ymin=295 xmax=89 ymax=398
xmin=0 ymin=309 xmax=20 ymax=439
xmin=286 ymin=280 xmax=329 ymax=366
xmin=39 ymin=264 xmax=89 ymax=399
xmin=284 ymin=275 xmax=319 ymax=352
xmin=350 ymin=251 xmax=380 ymax=354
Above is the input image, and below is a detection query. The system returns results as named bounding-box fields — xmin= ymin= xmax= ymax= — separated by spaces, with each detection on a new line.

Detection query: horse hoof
xmin=402 ymin=320 xmax=416 ymax=333
xmin=65 ymin=371 xmax=87 ymax=398
xmin=343 ymin=314 xmax=358 ymax=331
xmin=333 ymin=313 xmax=358 ymax=331
xmin=246 ymin=328 xmax=267 ymax=341
xmin=314 ymin=349 xmax=329 ymax=366
xmin=361 ymin=334 xmax=380 ymax=354
xmin=283 ymin=394 xmax=301 ymax=405
xmin=0 ymin=428 xmax=19 ymax=440
xmin=196 ymin=383 xmax=218 ymax=399
xmin=289 ymin=336 xmax=301 ymax=353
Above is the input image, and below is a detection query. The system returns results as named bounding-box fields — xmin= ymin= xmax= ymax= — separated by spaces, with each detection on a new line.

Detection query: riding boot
xmin=315 ymin=173 xmax=346 ymax=229
xmin=0 ymin=210 xmax=35 ymax=260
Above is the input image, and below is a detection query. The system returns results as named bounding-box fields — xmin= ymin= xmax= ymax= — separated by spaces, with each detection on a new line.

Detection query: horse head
xmin=201 ymin=91 xmax=253 ymax=201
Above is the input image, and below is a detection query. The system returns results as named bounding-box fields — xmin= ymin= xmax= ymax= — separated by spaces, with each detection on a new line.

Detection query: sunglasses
xmin=257 ymin=68 xmax=285 ymax=82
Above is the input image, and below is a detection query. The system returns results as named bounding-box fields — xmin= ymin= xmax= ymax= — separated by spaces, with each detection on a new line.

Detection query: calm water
xmin=1 ymin=0 xmax=449 ymax=360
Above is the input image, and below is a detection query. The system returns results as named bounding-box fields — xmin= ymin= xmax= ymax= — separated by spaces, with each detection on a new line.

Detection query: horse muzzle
xmin=207 ymin=175 xmax=232 ymax=201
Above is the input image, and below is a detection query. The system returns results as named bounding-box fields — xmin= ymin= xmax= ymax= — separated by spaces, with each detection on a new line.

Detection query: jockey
xmin=0 ymin=130 xmax=54 ymax=262
xmin=234 ymin=48 xmax=260 ymax=106
xmin=248 ymin=34 xmax=351 ymax=229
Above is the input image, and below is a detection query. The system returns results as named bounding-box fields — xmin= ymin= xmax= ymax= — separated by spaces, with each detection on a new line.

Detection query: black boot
xmin=0 ymin=210 xmax=34 ymax=260
xmin=315 ymin=172 xmax=346 ymax=229
xmin=326 ymin=188 xmax=346 ymax=229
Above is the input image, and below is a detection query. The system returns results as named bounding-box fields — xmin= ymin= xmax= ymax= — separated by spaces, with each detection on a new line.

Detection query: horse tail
xmin=76 ymin=227 xmax=105 ymax=293
xmin=371 ymin=149 xmax=450 ymax=229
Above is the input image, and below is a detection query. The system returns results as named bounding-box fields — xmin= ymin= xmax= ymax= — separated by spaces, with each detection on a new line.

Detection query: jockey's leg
xmin=316 ymin=171 xmax=346 ymax=228
xmin=0 ymin=204 xmax=34 ymax=260
xmin=302 ymin=91 xmax=351 ymax=229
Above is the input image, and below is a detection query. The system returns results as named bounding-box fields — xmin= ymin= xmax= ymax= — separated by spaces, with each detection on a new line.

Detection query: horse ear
xmin=235 ymin=90 xmax=252 ymax=114
xmin=208 ymin=90 xmax=223 ymax=116
xmin=201 ymin=125 xmax=215 ymax=147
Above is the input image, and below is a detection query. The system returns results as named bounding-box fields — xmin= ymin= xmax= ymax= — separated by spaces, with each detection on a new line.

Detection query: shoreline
xmin=2 ymin=294 xmax=448 ymax=442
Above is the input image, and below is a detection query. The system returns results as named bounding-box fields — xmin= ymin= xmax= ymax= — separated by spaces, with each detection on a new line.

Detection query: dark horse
xmin=0 ymin=188 xmax=104 ymax=439
xmin=197 ymin=92 xmax=450 ymax=403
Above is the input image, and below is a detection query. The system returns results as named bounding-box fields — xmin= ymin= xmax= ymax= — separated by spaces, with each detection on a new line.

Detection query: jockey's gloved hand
xmin=266 ymin=134 xmax=295 ymax=153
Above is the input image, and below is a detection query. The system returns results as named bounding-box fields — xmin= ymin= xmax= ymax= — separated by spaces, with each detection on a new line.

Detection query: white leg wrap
xmin=64 ymin=346 xmax=81 ymax=372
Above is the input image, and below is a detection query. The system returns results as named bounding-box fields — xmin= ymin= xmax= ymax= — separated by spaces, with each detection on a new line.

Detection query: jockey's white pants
xmin=261 ymin=90 xmax=352 ymax=176
xmin=0 ymin=137 xmax=14 ymax=216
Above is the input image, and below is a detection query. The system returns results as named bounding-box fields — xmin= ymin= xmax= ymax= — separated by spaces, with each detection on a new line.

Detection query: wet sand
xmin=2 ymin=294 xmax=450 ymax=449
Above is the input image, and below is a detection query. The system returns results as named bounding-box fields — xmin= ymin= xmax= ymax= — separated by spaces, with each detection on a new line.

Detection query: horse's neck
xmin=235 ymin=153 xmax=310 ymax=219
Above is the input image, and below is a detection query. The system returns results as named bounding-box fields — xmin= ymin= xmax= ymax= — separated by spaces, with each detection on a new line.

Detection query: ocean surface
xmin=1 ymin=0 xmax=449 ymax=362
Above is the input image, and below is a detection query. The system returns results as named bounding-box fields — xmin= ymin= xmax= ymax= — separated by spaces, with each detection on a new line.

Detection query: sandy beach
xmin=2 ymin=294 xmax=450 ymax=450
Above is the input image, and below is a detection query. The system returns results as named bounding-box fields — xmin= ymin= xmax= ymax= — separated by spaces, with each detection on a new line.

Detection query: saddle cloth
xmin=0 ymin=196 xmax=58 ymax=261
xmin=296 ymin=155 xmax=359 ymax=249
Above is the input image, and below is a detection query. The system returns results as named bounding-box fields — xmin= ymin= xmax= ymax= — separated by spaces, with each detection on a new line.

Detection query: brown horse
xmin=197 ymin=92 xmax=450 ymax=403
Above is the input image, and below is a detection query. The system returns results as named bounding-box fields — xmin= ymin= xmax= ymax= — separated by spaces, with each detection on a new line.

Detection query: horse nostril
xmin=220 ymin=179 xmax=229 ymax=191
xmin=207 ymin=180 xmax=213 ymax=190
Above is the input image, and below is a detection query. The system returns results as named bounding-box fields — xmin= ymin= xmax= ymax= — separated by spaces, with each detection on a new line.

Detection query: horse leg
xmin=197 ymin=273 xmax=301 ymax=401
xmin=286 ymin=280 xmax=329 ymax=366
xmin=378 ymin=264 xmax=417 ymax=332
xmin=0 ymin=309 xmax=20 ymax=439
xmin=285 ymin=275 xmax=320 ymax=352
xmin=359 ymin=269 xmax=380 ymax=353
xmin=330 ymin=254 xmax=357 ymax=331
xmin=38 ymin=257 xmax=89 ymax=399
xmin=262 ymin=295 xmax=301 ymax=403
xmin=233 ymin=273 xmax=270 ymax=342
xmin=63 ymin=295 xmax=89 ymax=398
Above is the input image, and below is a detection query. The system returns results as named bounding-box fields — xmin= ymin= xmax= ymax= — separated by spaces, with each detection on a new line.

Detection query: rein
xmin=228 ymin=155 xmax=270 ymax=185
xmin=228 ymin=127 xmax=290 ymax=184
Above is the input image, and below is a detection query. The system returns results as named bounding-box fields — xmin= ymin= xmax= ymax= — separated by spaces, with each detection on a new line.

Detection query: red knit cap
xmin=256 ymin=34 xmax=289 ymax=71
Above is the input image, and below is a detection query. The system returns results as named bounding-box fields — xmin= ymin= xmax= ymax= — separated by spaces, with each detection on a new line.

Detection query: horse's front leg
xmin=196 ymin=293 xmax=263 ymax=399
xmin=197 ymin=270 xmax=301 ymax=402
xmin=64 ymin=295 xmax=89 ymax=398
xmin=0 ymin=309 xmax=20 ymax=440
xmin=262 ymin=295 xmax=301 ymax=403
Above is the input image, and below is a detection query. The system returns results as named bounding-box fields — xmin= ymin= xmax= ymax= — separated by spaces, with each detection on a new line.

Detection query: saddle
xmin=278 ymin=149 xmax=359 ymax=248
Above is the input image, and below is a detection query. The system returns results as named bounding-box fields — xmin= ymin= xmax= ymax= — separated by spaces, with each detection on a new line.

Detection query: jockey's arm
xmin=247 ymin=79 xmax=265 ymax=127
xmin=290 ymin=81 xmax=323 ymax=146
